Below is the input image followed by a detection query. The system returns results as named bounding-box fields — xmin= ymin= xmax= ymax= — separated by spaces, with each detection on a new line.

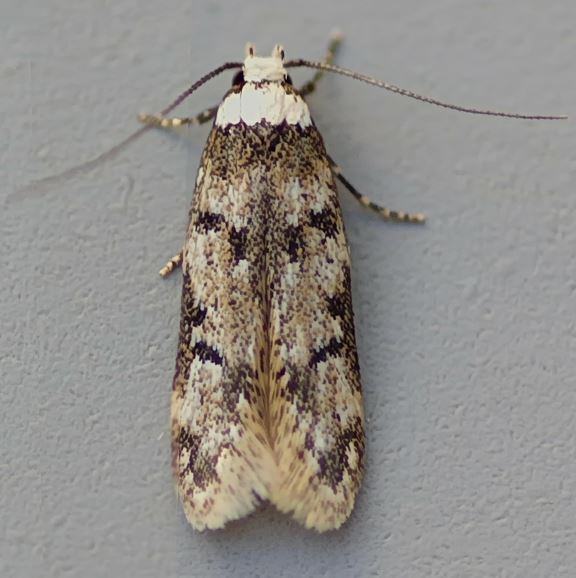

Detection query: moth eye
xmin=232 ymin=71 xmax=245 ymax=86
xmin=280 ymin=49 xmax=285 ymax=60
xmin=285 ymin=74 xmax=293 ymax=85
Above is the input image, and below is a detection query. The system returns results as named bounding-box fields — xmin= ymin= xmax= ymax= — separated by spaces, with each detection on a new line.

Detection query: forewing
xmin=266 ymin=125 xmax=366 ymax=531
xmin=172 ymin=118 xmax=364 ymax=532
xmin=171 ymin=127 xmax=277 ymax=530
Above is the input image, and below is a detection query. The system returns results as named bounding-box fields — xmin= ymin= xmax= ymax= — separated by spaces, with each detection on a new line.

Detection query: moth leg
xmin=330 ymin=159 xmax=426 ymax=224
xmin=159 ymin=251 xmax=183 ymax=277
xmin=138 ymin=106 xmax=218 ymax=130
xmin=299 ymin=31 xmax=344 ymax=97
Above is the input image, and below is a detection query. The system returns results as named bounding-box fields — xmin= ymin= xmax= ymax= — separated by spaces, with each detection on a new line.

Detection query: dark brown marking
xmin=309 ymin=208 xmax=339 ymax=238
xmin=285 ymin=224 xmax=304 ymax=262
xmin=309 ymin=337 xmax=344 ymax=368
xmin=229 ymin=226 xmax=249 ymax=263
xmin=195 ymin=211 xmax=226 ymax=232
xmin=192 ymin=341 xmax=224 ymax=366
xmin=316 ymin=417 xmax=364 ymax=493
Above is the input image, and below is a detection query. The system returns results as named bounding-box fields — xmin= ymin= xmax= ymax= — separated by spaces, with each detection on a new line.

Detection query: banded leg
xmin=141 ymin=110 xmax=213 ymax=277
xmin=329 ymin=157 xmax=426 ymax=224
xmin=159 ymin=251 xmax=183 ymax=277
xmin=138 ymin=105 xmax=218 ymax=130
xmin=299 ymin=31 xmax=343 ymax=97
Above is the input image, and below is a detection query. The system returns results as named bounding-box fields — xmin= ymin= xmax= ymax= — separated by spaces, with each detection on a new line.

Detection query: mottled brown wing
xmin=171 ymin=121 xmax=364 ymax=532
xmin=265 ymin=124 xmax=366 ymax=531
xmin=170 ymin=126 xmax=278 ymax=530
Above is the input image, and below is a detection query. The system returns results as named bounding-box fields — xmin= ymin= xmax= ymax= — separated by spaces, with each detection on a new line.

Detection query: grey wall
xmin=2 ymin=1 xmax=575 ymax=577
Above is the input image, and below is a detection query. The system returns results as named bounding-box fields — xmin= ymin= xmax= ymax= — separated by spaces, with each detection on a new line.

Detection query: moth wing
xmin=266 ymin=137 xmax=365 ymax=531
xmin=170 ymin=130 xmax=277 ymax=530
xmin=171 ymin=118 xmax=365 ymax=532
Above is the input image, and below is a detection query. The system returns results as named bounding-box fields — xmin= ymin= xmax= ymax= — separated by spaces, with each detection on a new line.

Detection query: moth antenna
xmin=15 ymin=61 xmax=242 ymax=194
xmin=284 ymin=60 xmax=567 ymax=120
xmin=159 ymin=61 xmax=243 ymax=117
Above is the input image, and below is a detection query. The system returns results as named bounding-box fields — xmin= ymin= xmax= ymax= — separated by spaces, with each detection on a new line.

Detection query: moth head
xmin=242 ymin=43 xmax=288 ymax=83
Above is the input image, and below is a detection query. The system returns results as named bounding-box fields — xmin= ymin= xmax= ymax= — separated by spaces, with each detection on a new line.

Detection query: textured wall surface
xmin=2 ymin=1 xmax=575 ymax=577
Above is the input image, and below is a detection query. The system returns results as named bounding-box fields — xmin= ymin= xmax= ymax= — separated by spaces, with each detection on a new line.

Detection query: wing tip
xmin=270 ymin=487 xmax=356 ymax=532
xmin=180 ymin=486 xmax=270 ymax=531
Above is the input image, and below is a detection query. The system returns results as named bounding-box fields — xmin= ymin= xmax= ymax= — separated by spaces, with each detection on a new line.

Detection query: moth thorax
xmin=243 ymin=43 xmax=286 ymax=82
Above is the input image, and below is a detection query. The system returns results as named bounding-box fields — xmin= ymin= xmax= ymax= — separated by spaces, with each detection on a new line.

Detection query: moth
xmin=136 ymin=35 xmax=564 ymax=532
